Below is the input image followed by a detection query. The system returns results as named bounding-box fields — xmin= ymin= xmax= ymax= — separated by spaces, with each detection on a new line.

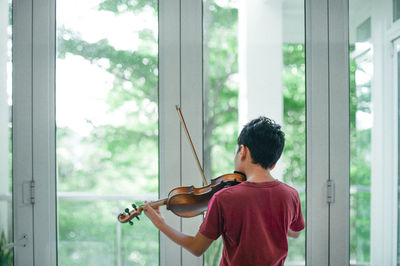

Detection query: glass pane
xmin=350 ymin=0 xmax=397 ymax=264
xmin=203 ymin=0 xmax=305 ymax=265
xmin=349 ymin=47 xmax=372 ymax=265
xmin=349 ymin=1 xmax=373 ymax=264
xmin=56 ymin=0 xmax=159 ymax=265
xmin=356 ymin=18 xmax=371 ymax=43
xmin=0 ymin=0 xmax=13 ymax=264
xmin=394 ymin=0 xmax=400 ymax=22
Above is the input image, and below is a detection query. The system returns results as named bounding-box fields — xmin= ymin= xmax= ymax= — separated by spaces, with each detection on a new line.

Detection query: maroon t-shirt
xmin=199 ymin=180 xmax=305 ymax=266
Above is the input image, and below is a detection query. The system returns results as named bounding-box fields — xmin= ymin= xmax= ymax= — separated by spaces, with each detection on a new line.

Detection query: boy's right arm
xmin=144 ymin=202 xmax=214 ymax=257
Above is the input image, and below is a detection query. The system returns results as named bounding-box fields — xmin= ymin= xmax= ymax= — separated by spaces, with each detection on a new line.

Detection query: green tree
xmin=0 ymin=230 xmax=13 ymax=265
xmin=57 ymin=2 xmax=159 ymax=194
xmin=56 ymin=1 xmax=160 ymax=265
xmin=349 ymin=47 xmax=372 ymax=263
xmin=203 ymin=0 xmax=240 ymax=180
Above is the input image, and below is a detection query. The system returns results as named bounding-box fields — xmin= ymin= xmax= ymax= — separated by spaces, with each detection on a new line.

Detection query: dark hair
xmin=237 ymin=116 xmax=285 ymax=169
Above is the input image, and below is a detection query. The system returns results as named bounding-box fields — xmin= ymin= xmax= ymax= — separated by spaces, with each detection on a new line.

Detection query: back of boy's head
xmin=237 ymin=116 xmax=285 ymax=169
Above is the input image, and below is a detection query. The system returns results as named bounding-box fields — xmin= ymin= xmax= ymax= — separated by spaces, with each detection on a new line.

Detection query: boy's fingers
xmin=144 ymin=201 xmax=161 ymax=214
xmin=144 ymin=202 xmax=151 ymax=212
xmin=144 ymin=202 xmax=158 ymax=218
xmin=153 ymin=206 xmax=161 ymax=213
xmin=143 ymin=202 xmax=151 ymax=214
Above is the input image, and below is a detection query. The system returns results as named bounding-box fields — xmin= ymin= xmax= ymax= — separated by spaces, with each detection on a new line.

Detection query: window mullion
xmin=305 ymin=0 xmax=330 ymax=264
xmin=180 ymin=0 xmax=203 ymax=265
xmin=12 ymin=0 xmax=34 ymax=264
xmin=159 ymin=0 xmax=182 ymax=265
xmin=31 ymin=0 xmax=57 ymax=265
xmin=328 ymin=0 xmax=350 ymax=264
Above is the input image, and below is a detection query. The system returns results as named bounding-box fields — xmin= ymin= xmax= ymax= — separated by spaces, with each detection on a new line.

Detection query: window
xmin=203 ymin=0 xmax=305 ymax=264
xmin=56 ymin=1 xmax=159 ymax=264
xmin=349 ymin=44 xmax=372 ymax=265
xmin=350 ymin=0 xmax=400 ymax=264
xmin=394 ymin=0 xmax=400 ymax=22
xmin=8 ymin=0 xmax=358 ymax=265
xmin=0 ymin=0 xmax=13 ymax=264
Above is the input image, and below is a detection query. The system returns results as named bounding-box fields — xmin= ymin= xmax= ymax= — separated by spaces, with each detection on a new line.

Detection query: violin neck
xmin=148 ymin=198 xmax=168 ymax=208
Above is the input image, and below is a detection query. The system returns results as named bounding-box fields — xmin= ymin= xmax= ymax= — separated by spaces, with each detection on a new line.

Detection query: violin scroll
xmin=118 ymin=199 xmax=168 ymax=225
xmin=118 ymin=203 xmax=142 ymax=225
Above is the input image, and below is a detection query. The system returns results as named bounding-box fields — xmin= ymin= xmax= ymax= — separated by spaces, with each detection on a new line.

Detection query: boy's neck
xmin=245 ymin=166 xmax=276 ymax=183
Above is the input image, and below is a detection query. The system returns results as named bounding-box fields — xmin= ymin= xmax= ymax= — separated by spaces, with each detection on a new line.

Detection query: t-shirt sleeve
xmin=199 ymin=194 xmax=224 ymax=240
xmin=290 ymin=192 xmax=305 ymax=232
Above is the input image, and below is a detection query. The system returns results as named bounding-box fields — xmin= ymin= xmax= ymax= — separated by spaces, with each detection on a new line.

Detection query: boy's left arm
xmin=144 ymin=202 xmax=214 ymax=257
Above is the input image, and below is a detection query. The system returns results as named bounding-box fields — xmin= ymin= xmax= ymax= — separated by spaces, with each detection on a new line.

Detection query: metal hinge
xmin=327 ymin=180 xmax=335 ymax=204
xmin=23 ymin=181 xmax=35 ymax=205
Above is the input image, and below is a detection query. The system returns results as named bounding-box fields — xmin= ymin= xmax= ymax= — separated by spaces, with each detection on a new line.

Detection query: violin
xmin=117 ymin=106 xmax=246 ymax=225
xmin=118 ymin=171 xmax=246 ymax=225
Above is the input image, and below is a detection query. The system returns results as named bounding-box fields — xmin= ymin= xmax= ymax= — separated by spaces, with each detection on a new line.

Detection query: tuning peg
xmin=132 ymin=203 xmax=137 ymax=210
xmin=136 ymin=216 xmax=140 ymax=221
xmin=129 ymin=221 xmax=133 ymax=226
xmin=125 ymin=208 xmax=130 ymax=214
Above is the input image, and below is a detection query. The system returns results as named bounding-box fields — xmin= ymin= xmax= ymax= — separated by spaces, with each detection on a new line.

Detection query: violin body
xmin=118 ymin=172 xmax=246 ymax=224
xmin=167 ymin=172 xmax=245 ymax=217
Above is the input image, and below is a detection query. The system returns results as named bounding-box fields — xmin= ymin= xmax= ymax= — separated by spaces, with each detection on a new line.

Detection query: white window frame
xmin=328 ymin=0 xmax=350 ymax=264
xmin=367 ymin=0 xmax=400 ymax=264
xmin=12 ymin=0 xmax=35 ymax=264
xmin=392 ymin=37 xmax=400 ymax=265
xmin=305 ymin=0 xmax=350 ymax=265
xmin=11 ymin=0 xmax=353 ymax=265
xmin=13 ymin=0 xmax=57 ymax=265
xmin=388 ymin=13 xmax=400 ymax=266
xmin=159 ymin=0 xmax=204 ymax=265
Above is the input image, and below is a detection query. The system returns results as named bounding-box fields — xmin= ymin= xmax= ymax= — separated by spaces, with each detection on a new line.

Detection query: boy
xmin=144 ymin=116 xmax=305 ymax=265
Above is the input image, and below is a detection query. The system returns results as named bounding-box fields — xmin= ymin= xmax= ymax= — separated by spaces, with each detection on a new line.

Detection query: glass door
xmin=349 ymin=0 xmax=400 ymax=264
xmin=203 ymin=0 xmax=306 ymax=264
xmin=56 ymin=1 xmax=159 ymax=265
xmin=349 ymin=32 xmax=373 ymax=264
xmin=0 ymin=0 xmax=13 ymax=264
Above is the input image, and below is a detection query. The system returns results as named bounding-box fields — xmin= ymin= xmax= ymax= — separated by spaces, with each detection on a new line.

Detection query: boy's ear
xmin=240 ymin=145 xmax=246 ymax=156
xmin=239 ymin=144 xmax=246 ymax=153
xmin=240 ymin=145 xmax=250 ymax=161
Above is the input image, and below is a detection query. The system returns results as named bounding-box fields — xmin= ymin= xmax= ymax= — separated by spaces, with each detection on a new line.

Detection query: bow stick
xmin=175 ymin=105 xmax=208 ymax=186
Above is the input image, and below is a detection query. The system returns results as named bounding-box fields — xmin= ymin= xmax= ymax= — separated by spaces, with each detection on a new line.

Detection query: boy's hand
xmin=144 ymin=201 xmax=165 ymax=228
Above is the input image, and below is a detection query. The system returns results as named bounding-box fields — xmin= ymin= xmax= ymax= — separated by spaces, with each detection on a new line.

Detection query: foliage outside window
xmin=349 ymin=46 xmax=372 ymax=264
xmin=56 ymin=0 xmax=159 ymax=265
